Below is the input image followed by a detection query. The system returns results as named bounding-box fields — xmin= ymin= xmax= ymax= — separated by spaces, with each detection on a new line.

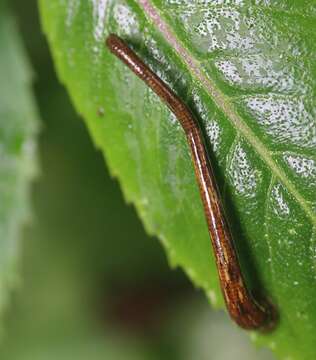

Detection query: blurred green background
xmin=0 ymin=1 xmax=276 ymax=359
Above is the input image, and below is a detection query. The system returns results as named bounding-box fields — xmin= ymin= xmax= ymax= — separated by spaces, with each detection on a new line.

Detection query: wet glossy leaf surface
xmin=0 ymin=4 xmax=38 ymax=312
xmin=38 ymin=1 xmax=316 ymax=359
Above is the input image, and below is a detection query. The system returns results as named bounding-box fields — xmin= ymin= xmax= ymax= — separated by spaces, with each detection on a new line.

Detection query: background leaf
xmin=38 ymin=1 xmax=316 ymax=359
xmin=0 ymin=2 xmax=38 ymax=313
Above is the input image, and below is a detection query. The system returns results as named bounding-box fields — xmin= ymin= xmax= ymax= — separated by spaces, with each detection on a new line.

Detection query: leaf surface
xmin=38 ymin=1 xmax=316 ymax=358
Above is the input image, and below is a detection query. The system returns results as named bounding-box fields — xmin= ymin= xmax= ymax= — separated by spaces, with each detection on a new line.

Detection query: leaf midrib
xmin=138 ymin=0 xmax=316 ymax=226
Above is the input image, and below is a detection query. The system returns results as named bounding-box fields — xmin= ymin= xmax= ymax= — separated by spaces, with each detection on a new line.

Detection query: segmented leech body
xmin=106 ymin=34 xmax=275 ymax=330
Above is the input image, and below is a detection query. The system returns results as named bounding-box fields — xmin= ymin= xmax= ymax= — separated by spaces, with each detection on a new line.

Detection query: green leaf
xmin=0 ymin=4 xmax=39 ymax=312
xmin=38 ymin=1 xmax=315 ymax=359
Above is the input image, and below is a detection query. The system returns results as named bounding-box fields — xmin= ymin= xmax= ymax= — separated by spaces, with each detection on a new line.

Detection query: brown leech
xmin=106 ymin=34 xmax=275 ymax=330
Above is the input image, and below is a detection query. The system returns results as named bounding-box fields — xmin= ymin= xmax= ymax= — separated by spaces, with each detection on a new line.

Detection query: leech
xmin=106 ymin=34 xmax=275 ymax=330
